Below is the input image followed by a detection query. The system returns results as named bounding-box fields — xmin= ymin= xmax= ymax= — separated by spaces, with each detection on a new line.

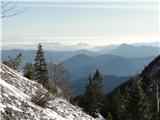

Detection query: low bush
xmin=31 ymin=87 xmax=55 ymax=107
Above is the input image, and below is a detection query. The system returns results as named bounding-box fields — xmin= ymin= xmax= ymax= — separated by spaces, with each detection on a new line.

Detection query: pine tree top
xmin=93 ymin=69 xmax=102 ymax=81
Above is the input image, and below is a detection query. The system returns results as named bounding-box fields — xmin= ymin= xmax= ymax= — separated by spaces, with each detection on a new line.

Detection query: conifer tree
xmin=79 ymin=69 xmax=105 ymax=117
xmin=34 ymin=43 xmax=48 ymax=86
xmin=118 ymin=87 xmax=130 ymax=120
xmin=79 ymin=74 xmax=93 ymax=114
xmin=128 ymin=77 xmax=150 ymax=120
xmin=92 ymin=69 xmax=104 ymax=113
xmin=118 ymin=76 xmax=151 ymax=120
xmin=23 ymin=63 xmax=35 ymax=80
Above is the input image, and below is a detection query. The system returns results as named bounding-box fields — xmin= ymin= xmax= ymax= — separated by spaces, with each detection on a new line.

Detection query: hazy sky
xmin=2 ymin=0 xmax=159 ymax=47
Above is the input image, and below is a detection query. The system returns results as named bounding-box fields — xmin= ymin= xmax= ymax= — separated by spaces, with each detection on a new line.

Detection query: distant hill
xmin=133 ymin=42 xmax=159 ymax=47
xmin=2 ymin=45 xmax=158 ymax=82
xmin=2 ymin=42 xmax=92 ymax=51
xmin=107 ymin=55 xmax=160 ymax=97
xmin=70 ymin=75 xmax=131 ymax=95
xmin=92 ymin=44 xmax=118 ymax=53
xmin=1 ymin=49 xmax=99 ymax=63
xmin=109 ymin=44 xmax=159 ymax=57
xmin=64 ymin=54 xmax=155 ymax=81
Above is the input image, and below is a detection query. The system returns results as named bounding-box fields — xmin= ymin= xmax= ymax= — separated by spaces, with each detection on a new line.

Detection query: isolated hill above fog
xmin=109 ymin=44 xmax=159 ymax=57
xmin=133 ymin=42 xmax=159 ymax=47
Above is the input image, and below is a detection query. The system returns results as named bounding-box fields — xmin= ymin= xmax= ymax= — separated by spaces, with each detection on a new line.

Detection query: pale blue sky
xmin=2 ymin=0 xmax=159 ymax=47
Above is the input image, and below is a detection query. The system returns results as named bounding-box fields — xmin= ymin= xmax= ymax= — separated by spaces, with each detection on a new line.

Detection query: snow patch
xmin=0 ymin=63 xmax=98 ymax=120
xmin=0 ymin=78 xmax=29 ymax=100
xmin=7 ymin=104 xmax=22 ymax=112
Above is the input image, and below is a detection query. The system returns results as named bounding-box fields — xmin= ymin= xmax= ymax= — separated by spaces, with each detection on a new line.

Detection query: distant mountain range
xmin=2 ymin=42 xmax=92 ymax=51
xmin=2 ymin=44 xmax=159 ymax=80
xmin=70 ymin=75 xmax=131 ymax=95
xmin=133 ymin=42 xmax=159 ymax=47
xmin=3 ymin=42 xmax=159 ymax=52
xmin=2 ymin=43 xmax=159 ymax=96
xmin=2 ymin=44 xmax=159 ymax=62
xmin=1 ymin=49 xmax=99 ymax=62
xmin=64 ymin=54 xmax=155 ymax=81
xmin=71 ymin=54 xmax=158 ymax=95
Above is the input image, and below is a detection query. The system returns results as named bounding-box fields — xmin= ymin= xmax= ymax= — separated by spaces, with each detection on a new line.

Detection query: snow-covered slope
xmin=0 ymin=63 xmax=97 ymax=120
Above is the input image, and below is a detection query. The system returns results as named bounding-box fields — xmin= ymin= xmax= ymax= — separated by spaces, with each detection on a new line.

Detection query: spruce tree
xmin=80 ymin=69 xmax=105 ymax=117
xmin=92 ymin=69 xmax=104 ymax=113
xmin=128 ymin=77 xmax=150 ymax=120
xmin=34 ymin=43 xmax=48 ymax=86
xmin=118 ymin=87 xmax=130 ymax=120
xmin=79 ymin=74 xmax=93 ymax=114
xmin=23 ymin=63 xmax=35 ymax=80
xmin=118 ymin=76 xmax=151 ymax=120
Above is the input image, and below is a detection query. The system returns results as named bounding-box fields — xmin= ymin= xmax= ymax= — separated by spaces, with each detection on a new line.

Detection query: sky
xmin=1 ymin=0 xmax=160 ymax=48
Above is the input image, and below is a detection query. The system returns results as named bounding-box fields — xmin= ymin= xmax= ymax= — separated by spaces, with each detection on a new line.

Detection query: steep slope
xmin=106 ymin=55 xmax=160 ymax=97
xmin=64 ymin=54 xmax=154 ymax=81
xmin=141 ymin=55 xmax=160 ymax=77
xmin=104 ymin=55 xmax=160 ymax=120
xmin=109 ymin=44 xmax=159 ymax=57
xmin=0 ymin=63 xmax=97 ymax=120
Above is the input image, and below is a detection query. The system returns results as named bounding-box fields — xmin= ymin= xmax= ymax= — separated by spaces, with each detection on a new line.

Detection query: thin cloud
xmin=16 ymin=2 xmax=159 ymax=11
xmin=13 ymin=0 xmax=159 ymax=3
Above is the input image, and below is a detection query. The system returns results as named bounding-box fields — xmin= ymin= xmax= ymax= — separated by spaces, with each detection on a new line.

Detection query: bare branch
xmin=47 ymin=59 xmax=74 ymax=100
xmin=1 ymin=0 xmax=13 ymax=8
xmin=1 ymin=0 xmax=28 ymax=18
xmin=1 ymin=7 xmax=28 ymax=18
xmin=2 ymin=1 xmax=17 ymax=14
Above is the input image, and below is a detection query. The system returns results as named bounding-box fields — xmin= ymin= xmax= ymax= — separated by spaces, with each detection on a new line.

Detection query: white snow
xmin=0 ymin=103 xmax=6 ymax=112
xmin=7 ymin=104 xmax=22 ymax=112
xmin=0 ymin=63 xmax=99 ymax=120
xmin=0 ymin=78 xmax=29 ymax=100
xmin=43 ymin=108 xmax=66 ymax=120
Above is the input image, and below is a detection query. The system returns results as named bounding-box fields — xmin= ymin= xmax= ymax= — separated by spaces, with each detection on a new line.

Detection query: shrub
xmin=31 ymin=87 xmax=55 ymax=107
xmin=44 ymin=81 xmax=58 ymax=95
